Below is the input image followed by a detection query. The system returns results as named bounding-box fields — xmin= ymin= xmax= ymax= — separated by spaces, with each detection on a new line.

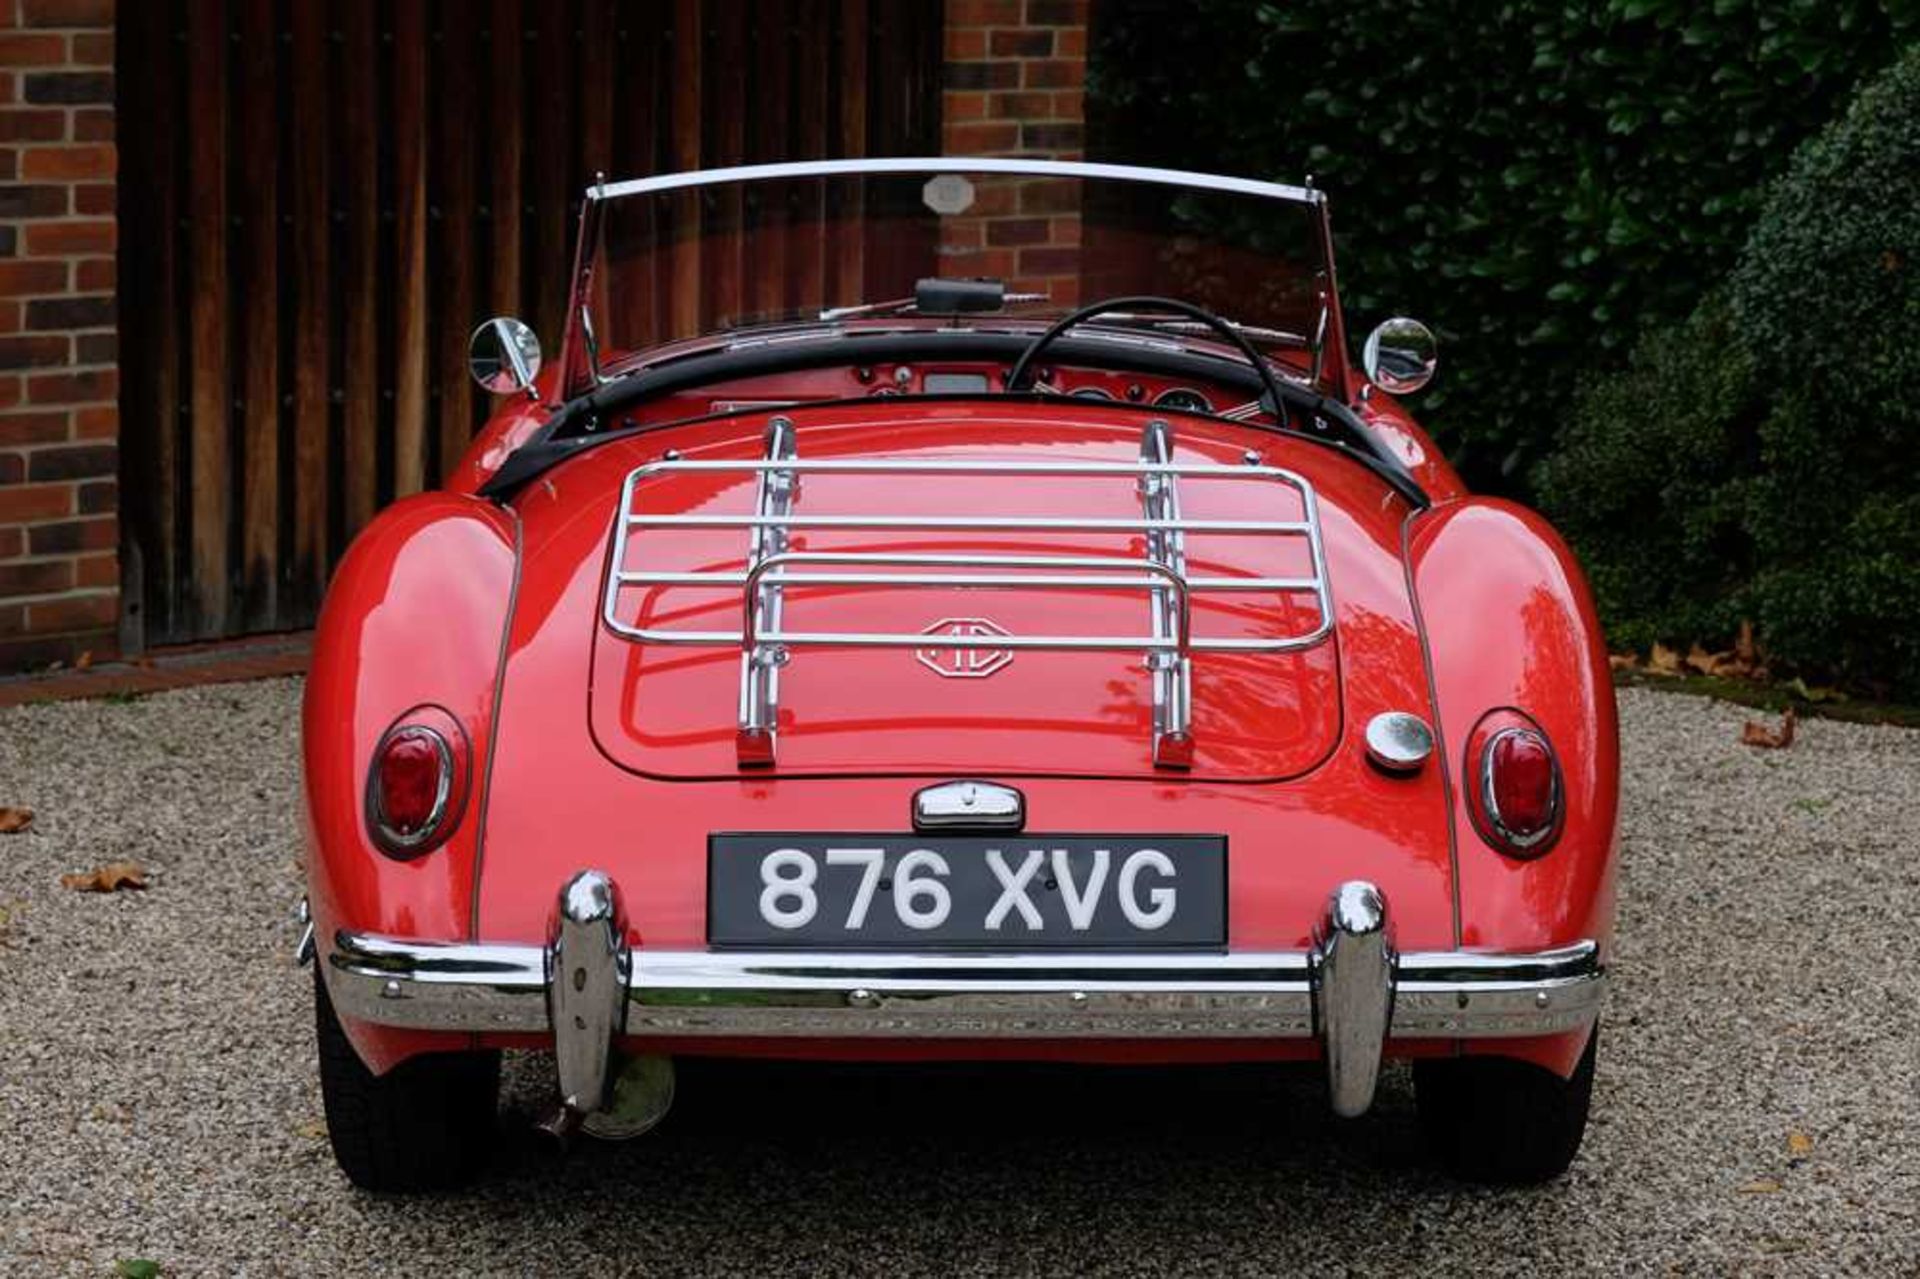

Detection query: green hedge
xmin=1090 ymin=0 xmax=1914 ymax=486
xmin=1537 ymin=48 xmax=1920 ymax=696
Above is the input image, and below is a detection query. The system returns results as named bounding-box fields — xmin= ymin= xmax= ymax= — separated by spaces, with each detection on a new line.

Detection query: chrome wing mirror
xmin=468 ymin=317 xmax=543 ymax=399
xmin=1361 ymin=317 xmax=1437 ymax=395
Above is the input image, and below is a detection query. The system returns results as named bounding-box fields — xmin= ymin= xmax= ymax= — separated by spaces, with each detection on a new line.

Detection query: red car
xmin=300 ymin=159 xmax=1617 ymax=1191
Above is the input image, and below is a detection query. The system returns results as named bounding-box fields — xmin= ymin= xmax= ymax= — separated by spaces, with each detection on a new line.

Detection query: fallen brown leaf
xmin=0 ymin=806 xmax=32 ymax=834
xmin=1647 ymin=642 xmax=1683 ymax=677
xmin=1683 ymin=643 xmax=1724 ymax=676
xmin=60 ymin=861 xmax=147 ymax=893
xmin=1787 ymin=1130 xmax=1814 ymax=1158
xmin=1737 ymin=1177 xmax=1783 ymax=1194
xmin=1734 ymin=619 xmax=1759 ymax=667
xmin=1741 ymin=707 xmax=1797 ymax=750
xmin=74 ymin=650 xmax=94 ymax=672
xmin=1608 ymin=651 xmax=1640 ymax=671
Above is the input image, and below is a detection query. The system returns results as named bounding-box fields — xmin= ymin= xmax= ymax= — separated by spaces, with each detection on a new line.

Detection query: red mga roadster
xmin=299 ymin=159 xmax=1618 ymax=1190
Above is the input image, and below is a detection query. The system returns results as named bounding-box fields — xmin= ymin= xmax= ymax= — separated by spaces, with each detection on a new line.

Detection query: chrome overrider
xmin=322 ymin=871 xmax=1604 ymax=1120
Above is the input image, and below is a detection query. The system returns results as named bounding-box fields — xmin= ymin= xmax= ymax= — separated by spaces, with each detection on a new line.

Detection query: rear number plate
xmin=708 ymin=834 xmax=1225 ymax=949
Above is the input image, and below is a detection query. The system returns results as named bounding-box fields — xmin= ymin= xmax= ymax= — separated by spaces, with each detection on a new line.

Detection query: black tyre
xmin=1413 ymin=1025 xmax=1598 ymax=1184
xmin=313 ymin=965 xmax=501 ymax=1192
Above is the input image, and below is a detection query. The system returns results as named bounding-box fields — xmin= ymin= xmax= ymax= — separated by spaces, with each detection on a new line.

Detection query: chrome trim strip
xmin=1313 ymin=881 xmax=1393 ymax=1117
xmin=324 ymin=934 xmax=1604 ymax=1041
xmin=734 ymin=418 xmax=797 ymax=765
xmin=546 ymin=871 xmax=628 ymax=1114
xmin=587 ymin=157 xmax=1320 ymax=208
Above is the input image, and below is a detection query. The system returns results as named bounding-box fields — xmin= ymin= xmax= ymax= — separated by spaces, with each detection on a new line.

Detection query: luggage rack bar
xmin=600 ymin=418 xmax=1333 ymax=768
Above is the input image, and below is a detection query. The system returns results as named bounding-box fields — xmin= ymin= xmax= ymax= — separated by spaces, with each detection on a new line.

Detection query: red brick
xmin=0 ymin=258 xmax=63 ymax=295
xmin=73 ymin=329 xmax=109 ymax=363
xmin=0 ymin=181 xmax=65 ymax=217
xmin=74 ymin=474 xmax=109 ymax=511
xmin=71 ymin=105 xmax=107 ymax=140
xmin=25 ymin=364 xmax=111 ymax=403
xmin=0 ymin=555 xmax=69 ymax=596
xmin=0 ymin=448 xmax=16 ymax=481
xmin=933 ymin=248 xmax=1018 ymax=278
xmin=0 ymin=332 xmax=65 ymax=368
xmin=938 ymin=220 xmax=985 ymax=251
xmin=945 ymin=90 xmax=989 ymax=122
xmin=25 ymin=589 xmax=114 ymax=631
xmin=1051 ymin=90 xmax=1084 ymax=120
xmin=990 ymin=29 xmax=1053 ymax=57
xmin=1057 ymin=27 xmax=1086 ymax=56
xmin=69 ymin=31 xmax=109 ymax=64
xmin=20 ymin=142 xmax=112 ymax=180
xmin=21 ymin=0 xmax=114 ymax=27
xmin=1018 ymin=178 xmax=1080 ymax=213
xmin=25 ymin=440 xmax=108 ymax=479
xmin=73 ymin=254 xmax=109 ymax=290
xmin=1023 ymin=58 xmax=1084 ymax=89
xmin=0 ymin=33 xmax=65 ymax=64
xmin=944 ymin=60 xmax=1021 ymax=91
xmin=73 ymin=549 xmax=112 ymax=587
xmin=989 ymin=90 xmax=1056 ymax=120
xmin=0 ymin=478 xmax=68 ymax=519
xmin=1020 ymin=121 xmax=1083 ymax=152
xmin=986 ymin=217 xmax=1052 ymax=247
xmin=1018 ymin=245 xmax=1082 ymax=275
xmin=944 ymin=121 xmax=1019 ymax=154
xmin=0 ymin=148 xmax=16 ymax=179
xmin=0 ymin=527 xmax=20 ymax=558
xmin=70 ymin=402 xmax=110 ymax=437
xmin=0 ymin=408 xmax=67 ymax=444
xmin=23 ymin=217 xmax=111 ymax=255
xmin=0 ymin=374 xmax=19 ymax=407
xmin=24 ymin=513 xmax=109 ymax=553
xmin=0 ymin=300 xmax=18 ymax=333
xmin=947 ymin=0 xmax=1021 ymax=23
xmin=0 ymin=107 xmax=63 ymax=141
xmin=71 ymin=180 xmax=108 ymax=213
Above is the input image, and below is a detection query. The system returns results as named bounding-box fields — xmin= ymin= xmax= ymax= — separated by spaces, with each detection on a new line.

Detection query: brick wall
xmin=939 ymin=0 xmax=1088 ymax=307
xmin=0 ymin=0 xmax=116 ymax=672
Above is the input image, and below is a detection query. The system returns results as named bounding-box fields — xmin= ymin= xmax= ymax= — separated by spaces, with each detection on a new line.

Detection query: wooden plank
xmin=290 ymin=0 xmax=330 ymax=610
xmin=435 ymin=2 xmax=479 ymax=479
xmin=237 ymin=0 xmax=278 ymax=626
xmin=528 ymin=0 xmax=572 ymax=348
xmin=609 ymin=2 xmax=660 ymax=349
xmin=744 ymin=0 xmax=788 ymax=322
xmin=666 ymin=0 xmax=702 ymax=336
xmin=702 ymin=7 xmax=745 ymax=330
xmin=391 ymin=0 xmax=428 ymax=496
xmin=131 ymin=0 xmax=183 ymax=639
xmin=790 ymin=0 xmax=828 ymax=315
xmin=339 ymin=0 xmax=379 ymax=531
xmin=186 ymin=0 xmax=230 ymax=635
xmin=489 ymin=0 xmax=525 ymax=320
xmin=831 ymin=0 xmax=866 ymax=308
xmin=579 ymin=0 xmax=615 ymax=371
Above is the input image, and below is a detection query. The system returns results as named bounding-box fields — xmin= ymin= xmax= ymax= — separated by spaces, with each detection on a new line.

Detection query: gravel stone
xmin=0 ymin=680 xmax=1914 ymax=1275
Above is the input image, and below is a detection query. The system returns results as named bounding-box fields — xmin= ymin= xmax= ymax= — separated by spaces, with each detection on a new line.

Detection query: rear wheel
xmin=313 ymin=965 xmax=500 ymax=1192
xmin=1413 ymin=1025 xmax=1598 ymax=1184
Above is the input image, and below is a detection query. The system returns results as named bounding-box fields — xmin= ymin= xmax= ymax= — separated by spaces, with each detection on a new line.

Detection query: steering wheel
xmin=1004 ymin=294 xmax=1293 ymax=430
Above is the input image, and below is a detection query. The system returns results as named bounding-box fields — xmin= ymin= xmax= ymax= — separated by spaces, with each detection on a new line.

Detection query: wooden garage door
xmin=115 ymin=0 xmax=943 ymax=645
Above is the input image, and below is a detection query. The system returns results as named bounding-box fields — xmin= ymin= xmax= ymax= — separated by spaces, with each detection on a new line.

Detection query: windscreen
xmin=578 ymin=166 xmax=1331 ymax=375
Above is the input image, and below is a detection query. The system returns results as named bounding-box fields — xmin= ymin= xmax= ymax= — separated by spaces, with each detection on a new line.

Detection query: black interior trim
xmin=478 ymin=331 xmax=1428 ymax=507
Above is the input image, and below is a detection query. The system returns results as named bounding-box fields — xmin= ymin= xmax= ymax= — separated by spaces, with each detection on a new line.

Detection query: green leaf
xmin=116 ymin=1264 xmax=162 ymax=1279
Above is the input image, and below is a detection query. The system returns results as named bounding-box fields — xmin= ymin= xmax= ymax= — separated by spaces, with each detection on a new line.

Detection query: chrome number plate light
xmin=600 ymin=418 xmax=1333 ymax=768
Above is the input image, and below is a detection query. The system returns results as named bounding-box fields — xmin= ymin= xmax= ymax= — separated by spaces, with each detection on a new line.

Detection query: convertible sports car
xmin=300 ymin=159 xmax=1617 ymax=1191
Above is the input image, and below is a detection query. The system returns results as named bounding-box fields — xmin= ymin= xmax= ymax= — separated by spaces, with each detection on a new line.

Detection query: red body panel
xmin=306 ymin=357 xmax=1617 ymax=1079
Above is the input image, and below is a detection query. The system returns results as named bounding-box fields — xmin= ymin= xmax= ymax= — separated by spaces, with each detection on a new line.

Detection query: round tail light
xmin=366 ymin=710 xmax=469 ymax=857
xmin=1468 ymin=716 xmax=1563 ymax=857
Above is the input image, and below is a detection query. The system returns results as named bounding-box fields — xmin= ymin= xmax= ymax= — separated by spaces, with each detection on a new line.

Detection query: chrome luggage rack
xmin=600 ymin=418 xmax=1333 ymax=769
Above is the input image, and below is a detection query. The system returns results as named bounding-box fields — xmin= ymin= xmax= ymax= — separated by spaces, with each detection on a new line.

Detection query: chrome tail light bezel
xmin=1467 ymin=712 xmax=1565 ymax=858
xmin=364 ymin=707 xmax=471 ymax=858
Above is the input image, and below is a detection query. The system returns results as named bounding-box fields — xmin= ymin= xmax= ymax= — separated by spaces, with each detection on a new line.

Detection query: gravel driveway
xmin=0 ymin=681 xmax=1914 ymax=1275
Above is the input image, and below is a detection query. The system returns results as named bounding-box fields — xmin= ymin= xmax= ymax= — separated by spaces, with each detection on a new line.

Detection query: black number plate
xmin=708 ymin=834 xmax=1226 ymax=949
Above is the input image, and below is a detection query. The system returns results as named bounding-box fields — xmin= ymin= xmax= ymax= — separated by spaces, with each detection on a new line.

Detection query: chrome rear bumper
xmin=320 ymin=871 xmax=1605 ymax=1119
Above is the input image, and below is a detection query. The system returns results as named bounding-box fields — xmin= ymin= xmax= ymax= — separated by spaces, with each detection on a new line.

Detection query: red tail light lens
xmin=1468 ymin=717 xmax=1563 ymax=857
xmin=366 ymin=713 xmax=467 ymax=856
